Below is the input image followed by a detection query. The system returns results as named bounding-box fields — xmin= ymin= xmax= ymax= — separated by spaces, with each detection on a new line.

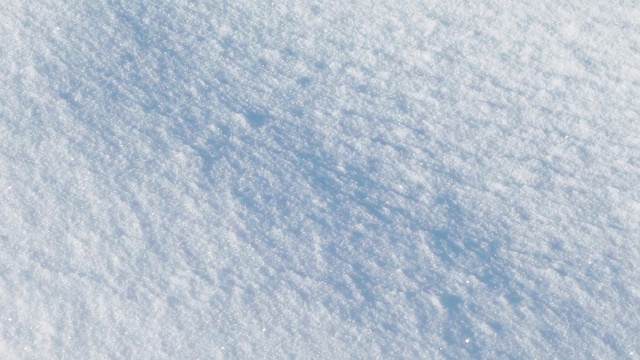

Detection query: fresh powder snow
xmin=1 ymin=0 xmax=639 ymax=359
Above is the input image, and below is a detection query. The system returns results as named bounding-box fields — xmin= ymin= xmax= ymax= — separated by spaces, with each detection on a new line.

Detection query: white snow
xmin=1 ymin=0 xmax=639 ymax=358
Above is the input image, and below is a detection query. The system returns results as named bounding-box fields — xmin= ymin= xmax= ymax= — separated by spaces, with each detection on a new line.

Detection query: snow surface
xmin=1 ymin=0 xmax=640 ymax=358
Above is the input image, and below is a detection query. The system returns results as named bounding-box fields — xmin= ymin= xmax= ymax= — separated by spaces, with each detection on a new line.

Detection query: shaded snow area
xmin=1 ymin=0 xmax=640 ymax=358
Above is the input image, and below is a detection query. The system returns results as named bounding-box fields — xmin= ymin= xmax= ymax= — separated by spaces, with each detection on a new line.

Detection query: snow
xmin=1 ymin=0 xmax=639 ymax=358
